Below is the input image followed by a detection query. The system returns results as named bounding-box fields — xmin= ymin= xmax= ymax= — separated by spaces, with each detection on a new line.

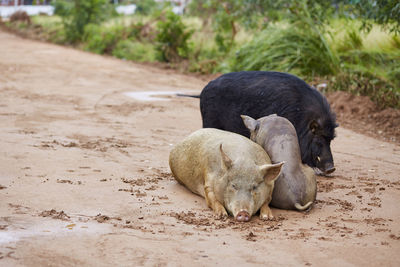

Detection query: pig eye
xmin=231 ymin=184 xmax=238 ymax=190
xmin=252 ymin=185 xmax=258 ymax=191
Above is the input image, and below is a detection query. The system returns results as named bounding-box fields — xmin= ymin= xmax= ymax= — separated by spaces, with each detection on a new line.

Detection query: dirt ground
xmin=326 ymin=91 xmax=400 ymax=144
xmin=0 ymin=30 xmax=399 ymax=266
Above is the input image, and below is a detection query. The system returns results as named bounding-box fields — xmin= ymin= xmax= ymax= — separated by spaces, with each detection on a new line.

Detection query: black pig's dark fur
xmin=198 ymin=71 xmax=337 ymax=173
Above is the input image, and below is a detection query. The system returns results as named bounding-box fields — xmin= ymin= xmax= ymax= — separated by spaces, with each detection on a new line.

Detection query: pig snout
xmin=315 ymin=155 xmax=335 ymax=175
xmin=318 ymin=161 xmax=335 ymax=175
xmin=324 ymin=162 xmax=336 ymax=174
xmin=235 ymin=210 xmax=250 ymax=222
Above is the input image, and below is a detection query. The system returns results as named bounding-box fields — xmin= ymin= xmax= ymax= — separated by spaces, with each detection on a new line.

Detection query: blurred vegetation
xmin=54 ymin=0 xmax=114 ymax=43
xmin=2 ymin=0 xmax=399 ymax=108
xmin=229 ymin=1 xmax=340 ymax=77
xmin=131 ymin=0 xmax=160 ymax=15
xmin=155 ymin=9 xmax=193 ymax=62
xmin=112 ymin=39 xmax=157 ymax=62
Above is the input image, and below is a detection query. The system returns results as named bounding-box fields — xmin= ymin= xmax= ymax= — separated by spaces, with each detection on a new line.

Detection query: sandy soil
xmin=326 ymin=91 xmax=400 ymax=144
xmin=0 ymin=30 xmax=399 ymax=266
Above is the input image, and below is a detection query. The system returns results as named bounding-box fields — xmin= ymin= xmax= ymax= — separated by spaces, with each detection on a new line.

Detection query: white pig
xmin=169 ymin=128 xmax=283 ymax=222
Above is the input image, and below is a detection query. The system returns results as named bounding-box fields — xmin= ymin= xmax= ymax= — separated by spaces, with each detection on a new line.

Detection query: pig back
xmin=256 ymin=116 xmax=302 ymax=168
xmin=169 ymin=133 xmax=207 ymax=197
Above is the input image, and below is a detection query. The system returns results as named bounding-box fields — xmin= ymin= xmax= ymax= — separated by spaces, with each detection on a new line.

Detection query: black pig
xmin=186 ymin=71 xmax=337 ymax=175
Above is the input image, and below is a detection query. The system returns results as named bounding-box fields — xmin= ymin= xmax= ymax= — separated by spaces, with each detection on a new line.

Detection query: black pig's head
xmin=300 ymin=118 xmax=337 ymax=175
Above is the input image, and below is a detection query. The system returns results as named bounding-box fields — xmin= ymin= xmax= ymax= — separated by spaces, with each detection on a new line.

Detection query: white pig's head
xmin=219 ymin=144 xmax=283 ymax=222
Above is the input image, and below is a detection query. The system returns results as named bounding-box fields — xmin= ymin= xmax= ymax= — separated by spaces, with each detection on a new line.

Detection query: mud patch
xmin=168 ymin=211 xmax=286 ymax=233
xmin=39 ymin=136 xmax=132 ymax=154
xmin=169 ymin=211 xmax=212 ymax=227
xmin=99 ymin=102 xmax=166 ymax=115
xmin=244 ymin=231 xmax=257 ymax=242
xmin=316 ymin=198 xmax=354 ymax=211
xmin=94 ymin=214 xmax=110 ymax=223
xmin=389 ymin=234 xmax=400 ymax=240
xmin=39 ymin=210 xmax=71 ymax=221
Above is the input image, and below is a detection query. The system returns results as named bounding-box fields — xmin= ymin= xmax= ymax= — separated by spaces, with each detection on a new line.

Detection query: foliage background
xmin=3 ymin=0 xmax=399 ymax=108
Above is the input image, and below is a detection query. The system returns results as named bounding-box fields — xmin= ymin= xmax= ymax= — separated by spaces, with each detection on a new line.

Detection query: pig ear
xmin=309 ymin=120 xmax=320 ymax=134
xmin=241 ymin=115 xmax=259 ymax=133
xmin=219 ymin=144 xmax=233 ymax=170
xmin=260 ymin=162 xmax=284 ymax=182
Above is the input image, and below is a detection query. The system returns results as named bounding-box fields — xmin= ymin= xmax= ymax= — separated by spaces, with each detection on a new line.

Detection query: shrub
xmin=112 ymin=40 xmax=156 ymax=62
xmin=83 ymin=23 xmax=126 ymax=54
xmin=127 ymin=21 xmax=157 ymax=42
xmin=53 ymin=0 xmax=73 ymax=17
xmin=155 ymin=10 xmax=193 ymax=62
xmin=132 ymin=0 xmax=160 ymax=15
xmin=55 ymin=0 xmax=111 ymax=43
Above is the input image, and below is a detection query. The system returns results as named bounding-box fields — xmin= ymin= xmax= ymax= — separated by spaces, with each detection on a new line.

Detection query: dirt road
xmin=1 ymin=30 xmax=399 ymax=266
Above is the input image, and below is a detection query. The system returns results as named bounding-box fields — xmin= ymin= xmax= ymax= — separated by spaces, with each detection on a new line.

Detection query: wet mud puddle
xmin=0 ymin=219 xmax=112 ymax=245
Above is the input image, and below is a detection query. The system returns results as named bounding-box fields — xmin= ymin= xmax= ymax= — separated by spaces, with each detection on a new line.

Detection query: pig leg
xmin=204 ymin=181 xmax=228 ymax=219
xmin=259 ymin=196 xmax=274 ymax=220
xmin=259 ymin=203 xmax=274 ymax=220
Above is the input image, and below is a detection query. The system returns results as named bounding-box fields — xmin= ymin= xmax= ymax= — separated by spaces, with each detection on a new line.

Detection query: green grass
xmin=32 ymin=15 xmax=63 ymax=28
xmin=228 ymin=22 xmax=340 ymax=77
xmin=112 ymin=40 xmax=156 ymax=62
xmin=31 ymin=15 xmax=66 ymax=43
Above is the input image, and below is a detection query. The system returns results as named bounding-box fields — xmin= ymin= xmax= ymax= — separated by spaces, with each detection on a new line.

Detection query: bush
xmin=55 ymin=0 xmax=111 ymax=43
xmin=53 ymin=0 xmax=73 ymax=17
xmin=112 ymin=40 xmax=156 ymax=62
xmin=127 ymin=21 xmax=157 ymax=42
xmin=155 ymin=10 xmax=193 ymax=62
xmin=132 ymin=0 xmax=160 ymax=15
xmin=83 ymin=23 xmax=126 ymax=54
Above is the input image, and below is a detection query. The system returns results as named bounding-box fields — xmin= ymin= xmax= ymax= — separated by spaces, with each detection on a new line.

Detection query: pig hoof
xmin=214 ymin=213 xmax=227 ymax=220
xmin=260 ymin=214 xmax=274 ymax=221
xmin=236 ymin=211 xmax=250 ymax=222
xmin=212 ymin=201 xmax=228 ymax=219
xmin=214 ymin=210 xmax=228 ymax=220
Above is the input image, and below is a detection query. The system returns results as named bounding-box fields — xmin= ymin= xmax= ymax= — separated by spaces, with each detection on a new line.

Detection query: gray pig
xmin=169 ymin=128 xmax=283 ymax=222
xmin=242 ymin=114 xmax=316 ymax=211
